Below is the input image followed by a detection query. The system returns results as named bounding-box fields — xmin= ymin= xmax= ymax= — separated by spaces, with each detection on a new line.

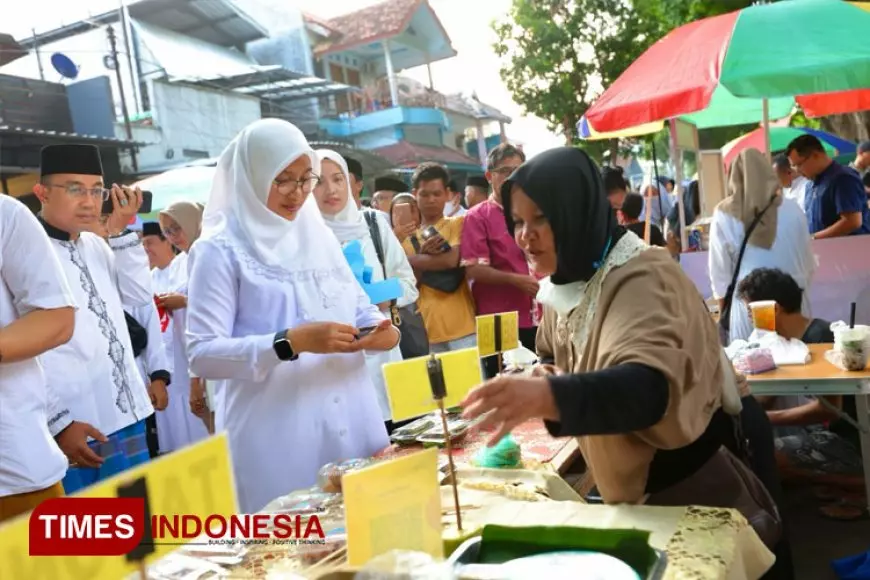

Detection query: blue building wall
xmin=466 ymin=134 xmax=502 ymax=161
xmin=319 ymin=107 xmax=448 ymax=139
xmin=354 ymin=127 xmax=403 ymax=150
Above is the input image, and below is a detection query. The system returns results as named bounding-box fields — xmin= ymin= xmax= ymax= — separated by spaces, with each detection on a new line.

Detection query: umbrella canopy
xmin=585 ymin=0 xmax=870 ymax=132
xmin=134 ymin=165 xmax=216 ymax=213
xmin=577 ymin=85 xmax=797 ymax=139
xmin=721 ymin=126 xmax=854 ymax=168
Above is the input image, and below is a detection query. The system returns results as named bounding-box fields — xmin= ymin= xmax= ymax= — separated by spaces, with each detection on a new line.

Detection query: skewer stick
xmin=138 ymin=560 xmax=147 ymax=580
xmin=437 ymin=397 xmax=462 ymax=532
xmin=496 ymin=352 xmax=503 ymax=375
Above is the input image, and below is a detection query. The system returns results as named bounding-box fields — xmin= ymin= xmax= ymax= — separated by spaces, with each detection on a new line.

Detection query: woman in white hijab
xmin=313 ymin=150 xmax=419 ymax=432
xmin=709 ymin=148 xmax=814 ymax=342
xmin=185 ymin=119 xmax=398 ymax=513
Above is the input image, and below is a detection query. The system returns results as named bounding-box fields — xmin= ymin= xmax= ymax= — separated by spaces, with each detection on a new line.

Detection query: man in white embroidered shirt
xmin=0 ymin=196 xmax=81 ymax=522
xmin=32 ymin=144 xmax=155 ymax=494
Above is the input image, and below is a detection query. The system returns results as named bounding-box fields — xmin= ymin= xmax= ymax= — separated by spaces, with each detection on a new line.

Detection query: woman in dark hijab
xmin=461 ymin=147 xmax=783 ymax=555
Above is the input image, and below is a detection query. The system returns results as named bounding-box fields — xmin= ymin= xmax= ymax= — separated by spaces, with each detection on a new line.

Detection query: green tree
xmin=492 ymin=0 xmax=654 ymax=151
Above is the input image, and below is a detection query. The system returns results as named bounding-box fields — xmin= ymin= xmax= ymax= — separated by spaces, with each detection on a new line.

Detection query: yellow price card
xmin=0 ymin=433 xmax=236 ymax=580
xmin=382 ymin=347 xmax=482 ymax=421
xmin=476 ymin=311 xmax=519 ymax=357
xmin=343 ymin=448 xmax=443 ymax=566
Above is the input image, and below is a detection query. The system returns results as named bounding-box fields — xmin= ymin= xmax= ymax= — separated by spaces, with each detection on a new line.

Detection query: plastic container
xmin=831 ymin=325 xmax=870 ymax=371
xmin=317 ymin=458 xmax=376 ymax=494
xmin=748 ymin=300 xmax=776 ymax=332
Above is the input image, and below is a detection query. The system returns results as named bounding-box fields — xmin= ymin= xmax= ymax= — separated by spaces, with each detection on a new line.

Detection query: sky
xmin=4 ymin=0 xmax=563 ymax=157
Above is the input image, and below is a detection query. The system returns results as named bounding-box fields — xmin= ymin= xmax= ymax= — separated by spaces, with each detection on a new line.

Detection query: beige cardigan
xmin=537 ymin=249 xmax=726 ymax=503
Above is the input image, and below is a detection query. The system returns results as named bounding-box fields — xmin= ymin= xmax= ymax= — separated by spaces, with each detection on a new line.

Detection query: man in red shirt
xmin=460 ymin=144 xmax=539 ymax=378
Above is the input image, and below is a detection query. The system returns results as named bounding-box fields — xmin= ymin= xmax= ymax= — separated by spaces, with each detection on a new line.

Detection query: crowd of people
xmin=1 ymin=117 xmax=867 ymax=579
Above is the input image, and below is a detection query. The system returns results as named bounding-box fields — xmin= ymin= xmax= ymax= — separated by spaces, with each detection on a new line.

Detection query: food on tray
xmin=390 ymin=412 xmax=472 ymax=446
xmin=261 ymin=488 xmax=342 ymax=515
xmin=391 ymin=419 xmax=435 ymax=438
xmin=459 ymin=480 xmax=549 ymax=502
xmin=298 ymin=534 xmax=347 ymax=565
xmin=317 ymin=458 xmax=376 ymax=493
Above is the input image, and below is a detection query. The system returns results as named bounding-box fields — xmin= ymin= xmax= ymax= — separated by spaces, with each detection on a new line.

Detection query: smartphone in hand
xmin=421 ymin=226 xmax=450 ymax=252
xmin=356 ymin=325 xmax=378 ymax=340
xmin=101 ymin=190 xmax=153 ymax=215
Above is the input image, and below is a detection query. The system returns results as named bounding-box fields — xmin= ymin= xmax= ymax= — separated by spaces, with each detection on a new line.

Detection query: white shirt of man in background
xmin=0 ymin=196 xmax=77 ymax=521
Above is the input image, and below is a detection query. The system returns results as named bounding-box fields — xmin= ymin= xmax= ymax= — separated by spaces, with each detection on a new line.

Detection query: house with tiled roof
xmin=307 ymin=0 xmax=513 ymax=180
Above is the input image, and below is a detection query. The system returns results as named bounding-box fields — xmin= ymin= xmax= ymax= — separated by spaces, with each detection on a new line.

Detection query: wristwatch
xmin=273 ymin=331 xmax=298 ymax=361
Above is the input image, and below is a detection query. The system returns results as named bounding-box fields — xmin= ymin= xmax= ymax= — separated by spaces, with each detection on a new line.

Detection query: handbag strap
xmin=720 ymin=195 xmax=779 ymax=326
xmin=363 ymin=210 xmax=401 ymax=324
xmin=363 ymin=210 xmax=388 ymax=279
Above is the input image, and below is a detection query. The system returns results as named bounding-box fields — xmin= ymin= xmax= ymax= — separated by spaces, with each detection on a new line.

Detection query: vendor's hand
xmin=393 ymin=223 xmax=416 ymax=242
xmin=461 ymin=375 xmax=559 ymax=446
xmin=149 ymin=379 xmax=169 ymax=411
xmin=105 ymin=185 xmax=142 ymax=235
xmin=531 ymin=363 xmax=562 ymax=377
xmin=156 ymin=292 xmax=187 ymax=312
xmin=287 ymin=322 xmax=360 ymax=354
xmin=420 ymin=234 xmax=447 ymax=255
xmin=377 ymin=301 xmax=392 ymax=311
xmin=355 ymin=319 xmax=398 ymax=351
xmin=190 ymin=378 xmax=208 ymax=418
xmin=55 ymin=421 xmax=107 ymax=468
xmin=512 ymin=275 xmax=540 ymax=297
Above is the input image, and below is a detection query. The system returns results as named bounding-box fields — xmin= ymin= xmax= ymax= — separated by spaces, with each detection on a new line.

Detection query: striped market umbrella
xmin=722 ymin=126 xmax=856 ymax=168
xmin=585 ymin=0 xmax=870 ymax=133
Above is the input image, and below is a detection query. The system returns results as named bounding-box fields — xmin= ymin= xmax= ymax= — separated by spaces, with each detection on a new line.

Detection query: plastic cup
xmin=748 ymin=300 xmax=777 ymax=332
xmin=834 ymin=327 xmax=870 ymax=371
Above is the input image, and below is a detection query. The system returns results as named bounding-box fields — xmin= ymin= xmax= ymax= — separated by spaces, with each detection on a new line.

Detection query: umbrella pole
xmin=646 ymin=138 xmax=660 ymax=245
xmin=669 ymin=119 xmax=688 ymax=252
xmin=762 ymin=98 xmax=771 ymax=162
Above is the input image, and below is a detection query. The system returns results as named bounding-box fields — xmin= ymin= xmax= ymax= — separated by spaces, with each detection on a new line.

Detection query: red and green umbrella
xmin=585 ymin=0 xmax=870 ymax=133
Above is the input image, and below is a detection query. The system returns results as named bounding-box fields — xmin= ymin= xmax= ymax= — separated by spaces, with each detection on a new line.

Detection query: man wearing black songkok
xmin=33 ymin=144 xmax=157 ymax=492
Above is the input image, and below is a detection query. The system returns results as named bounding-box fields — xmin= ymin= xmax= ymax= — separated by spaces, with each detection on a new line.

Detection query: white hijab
xmin=316 ymin=149 xmax=371 ymax=244
xmin=201 ymin=118 xmax=340 ymax=269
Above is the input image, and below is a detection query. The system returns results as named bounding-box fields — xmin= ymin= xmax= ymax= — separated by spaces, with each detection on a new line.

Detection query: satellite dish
xmin=50 ymin=52 xmax=79 ymax=80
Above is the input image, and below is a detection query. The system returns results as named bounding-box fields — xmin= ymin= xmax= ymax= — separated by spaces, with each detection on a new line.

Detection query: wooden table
xmin=747 ymin=343 xmax=870 ymax=509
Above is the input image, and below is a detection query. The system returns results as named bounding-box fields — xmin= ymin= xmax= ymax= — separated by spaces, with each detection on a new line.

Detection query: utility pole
xmin=107 ymin=25 xmax=138 ymax=173
xmin=32 ymin=28 xmax=45 ymax=80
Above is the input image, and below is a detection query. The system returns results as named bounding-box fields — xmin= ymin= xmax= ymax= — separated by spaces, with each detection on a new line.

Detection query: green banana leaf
xmin=475 ymin=525 xmax=657 ymax=577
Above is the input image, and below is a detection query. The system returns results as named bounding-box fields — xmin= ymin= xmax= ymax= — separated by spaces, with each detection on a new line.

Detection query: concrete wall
xmin=123 ymin=80 xmax=260 ymax=172
xmin=245 ymin=4 xmax=320 ymax=135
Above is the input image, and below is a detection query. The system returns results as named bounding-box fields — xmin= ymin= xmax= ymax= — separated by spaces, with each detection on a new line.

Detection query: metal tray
xmin=447 ymin=535 xmax=668 ymax=580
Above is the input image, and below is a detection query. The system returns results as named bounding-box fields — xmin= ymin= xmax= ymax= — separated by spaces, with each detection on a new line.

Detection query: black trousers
xmin=481 ymin=326 xmax=538 ymax=379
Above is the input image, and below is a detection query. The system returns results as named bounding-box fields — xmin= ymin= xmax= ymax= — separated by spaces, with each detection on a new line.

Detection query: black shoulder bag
xmin=718 ymin=195 xmax=779 ymax=346
xmin=407 ymin=235 xmax=466 ymax=294
xmin=363 ymin=210 xmax=430 ymax=358
xmin=124 ymin=311 xmax=148 ymax=358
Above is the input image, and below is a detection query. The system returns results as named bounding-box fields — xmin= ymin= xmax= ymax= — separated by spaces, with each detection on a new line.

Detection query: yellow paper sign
xmin=382 ymin=347 xmax=482 ymax=421
xmin=0 ymin=433 xmax=236 ymax=580
xmin=343 ymin=448 xmax=442 ymax=566
xmin=476 ymin=311 xmax=519 ymax=357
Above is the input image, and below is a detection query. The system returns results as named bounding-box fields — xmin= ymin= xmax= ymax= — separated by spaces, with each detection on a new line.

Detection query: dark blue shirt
xmin=806 ymin=161 xmax=870 ymax=235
